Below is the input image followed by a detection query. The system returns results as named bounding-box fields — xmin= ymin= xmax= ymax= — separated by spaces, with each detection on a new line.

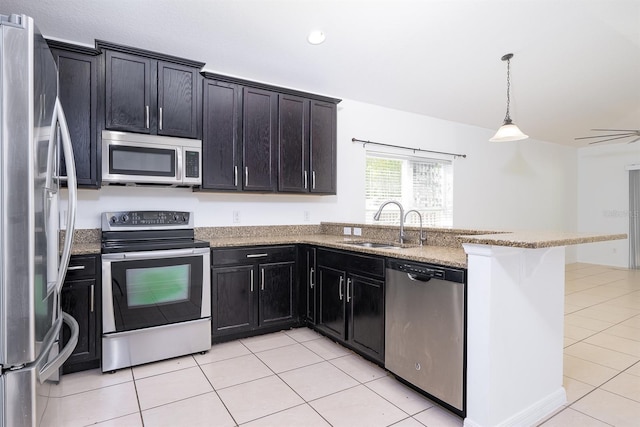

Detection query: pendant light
xmin=490 ymin=53 xmax=529 ymax=142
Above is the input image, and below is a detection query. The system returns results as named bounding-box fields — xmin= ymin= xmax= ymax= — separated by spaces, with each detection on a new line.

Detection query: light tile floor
xmin=40 ymin=263 xmax=640 ymax=426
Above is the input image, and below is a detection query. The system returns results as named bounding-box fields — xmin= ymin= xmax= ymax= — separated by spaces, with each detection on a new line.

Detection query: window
xmin=365 ymin=152 xmax=453 ymax=227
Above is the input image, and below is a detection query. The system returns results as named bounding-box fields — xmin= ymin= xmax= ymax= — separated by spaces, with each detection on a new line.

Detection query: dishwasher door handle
xmin=407 ymin=273 xmax=432 ymax=282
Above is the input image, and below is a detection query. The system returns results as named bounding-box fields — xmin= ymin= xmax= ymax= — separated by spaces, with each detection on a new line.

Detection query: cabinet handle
xmin=309 ymin=267 xmax=315 ymax=288
xmin=159 ymin=107 xmax=163 ymax=130
xmin=346 ymin=278 xmax=351 ymax=303
xmin=246 ymin=253 xmax=268 ymax=258
xmin=234 ymin=166 xmax=238 ymax=186
xmin=245 ymin=167 xmax=249 ymax=185
xmin=67 ymin=265 xmax=85 ymax=271
xmin=90 ymin=284 xmax=94 ymax=313
xmin=312 ymin=171 xmax=316 ymax=190
xmin=145 ymin=105 xmax=150 ymax=129
xmin=338 ymin=276 xmax=344 ymax=301
xmin=304 ymin=171 xmax=308 ymax=189
xmin=250 ymin=269 xmax=254 ymax=292
xmin=261 ymin=268 xmax=265 ymax=291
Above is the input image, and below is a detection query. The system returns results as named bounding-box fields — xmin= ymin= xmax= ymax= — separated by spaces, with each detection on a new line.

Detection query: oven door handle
xmin=103 ymin=248 xmax=208 ymax=260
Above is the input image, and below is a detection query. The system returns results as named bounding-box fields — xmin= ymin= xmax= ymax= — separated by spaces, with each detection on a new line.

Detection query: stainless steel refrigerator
xmin=0 ymin=14 xmax=79 ymax=427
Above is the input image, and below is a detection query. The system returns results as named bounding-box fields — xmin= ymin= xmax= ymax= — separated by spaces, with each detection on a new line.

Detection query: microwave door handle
xmin=176 ymin=148 xmax=183 ymax=181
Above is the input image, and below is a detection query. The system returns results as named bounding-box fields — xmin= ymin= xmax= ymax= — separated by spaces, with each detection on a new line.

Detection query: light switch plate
xmin=353 ymin=227 xmax=362 ymax=236
xmin=343 ymin=226 xmax=352 ymax=235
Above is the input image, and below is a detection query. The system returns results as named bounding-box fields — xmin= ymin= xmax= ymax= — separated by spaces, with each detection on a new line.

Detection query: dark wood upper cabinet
xmin=104 ymin=50 xmax=153 ymax=134
xmin=48 ymin=40 xmax=101 ymax=188
xmin=99 ymin=41 xmax=203 ymax=139
xmin=242 ymin=87 xmax=278 ymax=191
xmin=202 ymin=80 xmax=242 ymax=190
xmin=278 ymin=94 xmax=309 ymax=192
xmin=310 ymin=100 xmax=337 ymax=194
xmin=157 ymin=61 xmax=199 ymax=138
xmin=200 ymin=72 xmax=340 ymax=195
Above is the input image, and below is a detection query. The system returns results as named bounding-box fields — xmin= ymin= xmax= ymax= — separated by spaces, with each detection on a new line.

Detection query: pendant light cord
xmin=504 ymin=56 xmax=512 ymax=123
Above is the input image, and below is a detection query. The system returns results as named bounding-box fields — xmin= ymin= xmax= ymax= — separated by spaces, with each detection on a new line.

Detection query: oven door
xmin=102 ymin=247 xmax=211 ymax=333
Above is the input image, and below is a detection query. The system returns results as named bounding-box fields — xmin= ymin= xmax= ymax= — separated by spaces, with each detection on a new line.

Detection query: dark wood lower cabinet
xmin=299 ymin=246 xmax=317 ymax=324
xmin=317 ymin=265 xmax=347 ymax=340
xmin=259 ymin=261 xmax=295 ymax=325
xmin=211 ymin=265 xmax=254 ymax=335
xmin=61 ymin=255 xmax=101 ymax=374
xmin=348 ymin=273 xmax=385 ymax=359
xmin=210 ymin=246 xmax=297 ymax=340
xmin=316 ymin=248 xmax=385 ymax=363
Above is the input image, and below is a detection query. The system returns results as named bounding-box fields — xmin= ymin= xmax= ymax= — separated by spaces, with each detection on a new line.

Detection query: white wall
xmin=576 ymin=143 xmax=640 ymax=267
xmin=65 ymin=99 xmax=578 ymax=242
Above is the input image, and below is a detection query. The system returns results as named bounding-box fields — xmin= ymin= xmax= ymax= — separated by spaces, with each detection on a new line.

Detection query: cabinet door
xmin=157 ymin=61 xmax=199 ymax=138
xmin=278 ymin=94 xmax=309 ymax=192
xmin=242 ymin=87 xmax=277 ymax=191
xmin=211 ymin=265 xmax=255 ymax=335
xmin=300 ymin=246 xmax=317 ymax=324
xmin=317 ymin=266 xmax=346 ymax=340
xmin=202 ymin=80 xmax=242 ymax=190
xmin=61 ymin=279 xmax=98 ymax=373
xmin=53 ymin=48 xmax=99 ymax=188
xmin=309 ymin=100 xmax=337 ymax=194
xmin=348 ymin=273 xmax=385 ymax=362
xmin=259 ymin=261 xmax=295 ymax=326
xmin=105 ymin=50 xmax=154 ymax=133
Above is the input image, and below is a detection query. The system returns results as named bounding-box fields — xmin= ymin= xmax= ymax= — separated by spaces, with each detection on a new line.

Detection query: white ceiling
xmin=3 ymin=0 xmax=640 ymax=146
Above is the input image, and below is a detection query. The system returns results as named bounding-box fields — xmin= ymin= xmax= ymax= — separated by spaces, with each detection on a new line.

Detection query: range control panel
xmin=102 ymin=210 xmax=192 ymax=230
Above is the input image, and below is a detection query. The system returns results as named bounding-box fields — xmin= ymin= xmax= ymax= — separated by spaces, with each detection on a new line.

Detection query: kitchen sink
xmin=342 ymin=241 xmax=403 ymax=249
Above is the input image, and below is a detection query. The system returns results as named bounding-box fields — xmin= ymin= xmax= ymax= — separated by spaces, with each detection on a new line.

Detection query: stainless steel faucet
xmin=404 ymin=209 xmax=427 ymax=246
xmin=373 ymin=200 xmax=405 ymax=244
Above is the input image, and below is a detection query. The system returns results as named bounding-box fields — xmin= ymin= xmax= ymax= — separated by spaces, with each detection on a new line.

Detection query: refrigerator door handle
xmin=37 ymin=312 xmax=79 ymax=383
xmin=53 ymin=98 xmax=78 ymax=294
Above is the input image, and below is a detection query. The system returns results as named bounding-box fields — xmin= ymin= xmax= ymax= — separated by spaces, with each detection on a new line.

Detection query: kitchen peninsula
xmin=69 ymin=222 xmax=626 ymax=427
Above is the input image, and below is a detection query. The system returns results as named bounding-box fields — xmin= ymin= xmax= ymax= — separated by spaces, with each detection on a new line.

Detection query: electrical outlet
xmin=343 ymin=226 xmax=352 ymax=235
xmin=232 ymin=211 xmax=240 ymax=224
xmin=353 ymin=227 xmax=362 ymax=236
xmin=304 ymin=211 xmax=310 ymax=222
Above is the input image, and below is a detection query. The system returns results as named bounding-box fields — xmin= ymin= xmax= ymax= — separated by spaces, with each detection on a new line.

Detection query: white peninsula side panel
xmin=462 ymin=244 xmax=567 ymax=427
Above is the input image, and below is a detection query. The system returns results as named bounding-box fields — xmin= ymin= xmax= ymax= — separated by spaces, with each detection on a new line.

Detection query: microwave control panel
xmin=185 ymin=151 xmax=200 ymax=178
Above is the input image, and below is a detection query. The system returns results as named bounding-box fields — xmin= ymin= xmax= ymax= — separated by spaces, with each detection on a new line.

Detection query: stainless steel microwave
xmin=101 ymin=130 xmax=201 ymax=186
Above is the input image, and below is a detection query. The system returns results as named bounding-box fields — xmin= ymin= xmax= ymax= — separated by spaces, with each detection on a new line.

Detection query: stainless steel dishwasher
xmin=385 ymin=259 xmax=466 ymax=415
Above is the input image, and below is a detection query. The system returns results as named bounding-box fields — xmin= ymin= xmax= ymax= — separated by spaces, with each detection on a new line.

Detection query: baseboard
xmin=463 ymin=387 xmax=566 ymax=427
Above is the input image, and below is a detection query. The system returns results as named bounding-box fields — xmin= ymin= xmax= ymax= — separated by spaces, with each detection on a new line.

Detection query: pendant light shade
xmin=490 ymin=119 xmax=528 ymax=142
xmin=490 ymin=53 xmax=528 ymax=142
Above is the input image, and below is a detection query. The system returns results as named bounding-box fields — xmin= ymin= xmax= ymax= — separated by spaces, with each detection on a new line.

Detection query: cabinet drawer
xmin=317 ymin=249 xmax=385 ymax=279
xmin=66 ymin=255 xmax=97 ymax=280
xmin=211 ymin=245 xmax=296 ymax=266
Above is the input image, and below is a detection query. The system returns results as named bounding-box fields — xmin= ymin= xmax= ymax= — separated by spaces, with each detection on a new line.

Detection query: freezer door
xmin=0 ymin=14 xmax=58 ymax=367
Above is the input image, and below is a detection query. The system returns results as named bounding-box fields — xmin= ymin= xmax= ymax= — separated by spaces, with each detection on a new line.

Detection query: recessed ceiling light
xmin=307 ymin=30 xmax=326 ymax=45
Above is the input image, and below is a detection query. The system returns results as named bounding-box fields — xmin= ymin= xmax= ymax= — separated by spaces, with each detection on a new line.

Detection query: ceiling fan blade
xmin=591 ymin=128 xmax=640 ymax=132
xmin=587 ymin=135 xmax=635 ymax=144
xmin=575 ymin=133 xmax=636 ymax=140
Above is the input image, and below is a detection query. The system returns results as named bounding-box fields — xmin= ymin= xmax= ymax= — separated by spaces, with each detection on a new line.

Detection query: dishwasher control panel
xmin=395 ymin=263 xmax=445 ymax=279
xmin=387 ymin=259 xmax=466 ymax=283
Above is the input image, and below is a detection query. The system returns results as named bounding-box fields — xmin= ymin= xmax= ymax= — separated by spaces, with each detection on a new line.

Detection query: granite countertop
xmin=67 ymin=224 xmax=627 ymax=269
xmin=458 ymin=231 xmax=628 ymax=249
xmin=70 ymin=242 xmax=101 ymax=255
